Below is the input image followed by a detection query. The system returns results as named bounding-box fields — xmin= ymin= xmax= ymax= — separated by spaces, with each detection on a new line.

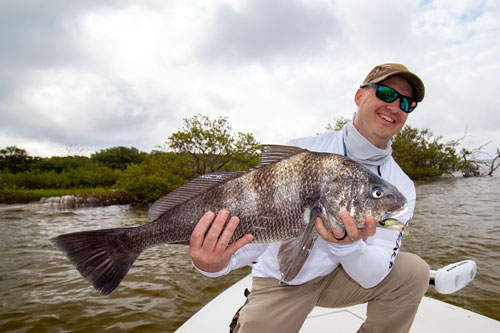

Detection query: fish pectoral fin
xmin=278 ymin=206 xmax=321 ymax=282
xmin=278 ymin=235 xmax=317 ymax=283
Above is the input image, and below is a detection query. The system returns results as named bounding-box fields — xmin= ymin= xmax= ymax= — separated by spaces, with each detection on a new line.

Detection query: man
xmin=189 ymin=63 xmax=430 ymax=332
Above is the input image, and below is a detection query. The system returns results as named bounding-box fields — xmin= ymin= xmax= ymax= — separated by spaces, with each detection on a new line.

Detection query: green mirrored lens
xmin=402 ymin=97 xmax=417 ymax=113
xmin=376 ymin=86 xmax=398 ymax=103
xmin=400 ymin=98 xmax=409 ymax=112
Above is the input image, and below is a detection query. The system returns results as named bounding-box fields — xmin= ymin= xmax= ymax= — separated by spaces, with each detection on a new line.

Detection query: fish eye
xmin=371 ymin=187 xmax=384 ymax=199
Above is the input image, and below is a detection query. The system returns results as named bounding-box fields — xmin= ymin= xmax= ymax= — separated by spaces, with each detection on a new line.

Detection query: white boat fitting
xmin=177 ymin=260 xmax=500 ymax=332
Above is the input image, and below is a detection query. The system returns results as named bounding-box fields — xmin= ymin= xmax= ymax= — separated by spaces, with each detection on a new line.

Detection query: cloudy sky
xmin=1 ymin=0 xmax=499 ymax=157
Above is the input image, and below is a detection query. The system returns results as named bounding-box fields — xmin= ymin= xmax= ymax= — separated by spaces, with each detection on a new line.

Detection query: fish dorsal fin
xmin=253 ymin=145 xmax=307 ymax=170
xmin=147 ymin=171 xmax=246 ymax=221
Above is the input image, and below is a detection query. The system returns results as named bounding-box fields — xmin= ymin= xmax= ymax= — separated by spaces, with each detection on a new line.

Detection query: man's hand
xmin=315 ymin=211 xmax=376 ymax=244
xmin=189 ymin=209 xmax=253 ymax=273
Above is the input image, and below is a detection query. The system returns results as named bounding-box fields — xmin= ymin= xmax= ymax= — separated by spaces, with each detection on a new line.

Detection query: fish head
xmin=321 ymin=164 xmax=408 ymax=232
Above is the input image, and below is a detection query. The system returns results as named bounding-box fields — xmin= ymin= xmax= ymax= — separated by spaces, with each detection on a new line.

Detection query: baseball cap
xmin=362 ymin=63 xmax=425 ymax=102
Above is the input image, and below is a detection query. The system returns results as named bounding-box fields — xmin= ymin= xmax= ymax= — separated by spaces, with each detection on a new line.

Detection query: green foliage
xmin=167 ymin=114 xmax=260 ymax=178
xmin=392 ymin=125 xmax=461 ymax=179
xmin=324 ymin=116 xmax=350 ymax=132
xmin=0 ymin=114 xmax=260 ymax=204
xmin=118 ymin=113 xmax=261 ymax=204
xmin=0 ymin=165 xmax=120 ymax=190
xmin=91 ymin=146 xmax=146 ymax=170
xmin=0 ymin=170 xmax=61 ymax=189
xmin=32 ymin=156 xmax=92 ymax=173
xmin=2 ymin=115 xmax=489 ymax=204
xmin=458 ymin=148 xmax=481 ymax=177
xmin=116 ymin=152 xmax=187 ymax=204
xmin=63 ymin=165 xmax=122 ymax=188
xmin=0 ymin=146 xmax=33 ymax=173
xmin=0 ymin=146 xmax=93 ymax=174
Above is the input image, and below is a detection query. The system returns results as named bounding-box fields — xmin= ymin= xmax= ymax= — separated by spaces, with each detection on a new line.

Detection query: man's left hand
xmin=315 ymin=211 xmax=376 ymax=244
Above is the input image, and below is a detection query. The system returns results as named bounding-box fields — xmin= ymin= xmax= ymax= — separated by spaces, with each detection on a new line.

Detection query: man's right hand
xmin=189 ymin=209 xmax=254 ymax=273
xmin=315 ymin=211 xmax=376 ymax=244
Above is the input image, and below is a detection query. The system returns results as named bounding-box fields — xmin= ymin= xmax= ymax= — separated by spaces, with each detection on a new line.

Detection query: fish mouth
xmin=378 ymin=204 xmax=409 ymax=233
xmin=380 ymin=204 xmax=408 ymax=222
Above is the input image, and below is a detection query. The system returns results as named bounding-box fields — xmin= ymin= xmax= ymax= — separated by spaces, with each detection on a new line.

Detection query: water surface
xmin=0 ymin=175 xmax=499 ymax=332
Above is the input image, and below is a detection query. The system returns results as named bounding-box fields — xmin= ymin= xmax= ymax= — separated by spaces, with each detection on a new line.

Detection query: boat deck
xmin=177 ymin=274 xmax=500 ymax=332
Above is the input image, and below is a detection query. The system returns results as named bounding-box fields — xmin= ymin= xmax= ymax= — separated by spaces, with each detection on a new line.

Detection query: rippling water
xmin=1 ymin=175 xmax=499 ymax=332
xmin=401 ymin=175 xmax=500 ymax=321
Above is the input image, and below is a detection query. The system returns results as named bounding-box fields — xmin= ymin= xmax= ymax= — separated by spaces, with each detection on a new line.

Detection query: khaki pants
xmin=234 ymin=252 xmax=429 ymax=333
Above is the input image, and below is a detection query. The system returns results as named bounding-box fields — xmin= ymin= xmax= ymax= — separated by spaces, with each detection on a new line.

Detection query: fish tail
xmin=51 ymin=227 xmax=140 ymax=296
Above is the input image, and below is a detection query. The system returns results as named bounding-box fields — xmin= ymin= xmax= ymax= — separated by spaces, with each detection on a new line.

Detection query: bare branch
xmin=488 ymin=148 xmax=500 ymax=176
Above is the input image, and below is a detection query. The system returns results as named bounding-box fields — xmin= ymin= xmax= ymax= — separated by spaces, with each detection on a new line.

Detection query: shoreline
xmin=0 ymin=187 xmax=132 ymax=206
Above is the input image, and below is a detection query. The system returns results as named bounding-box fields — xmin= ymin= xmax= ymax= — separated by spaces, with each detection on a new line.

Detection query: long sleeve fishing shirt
xmin=194 ymin=130 xmax=416 ymax=288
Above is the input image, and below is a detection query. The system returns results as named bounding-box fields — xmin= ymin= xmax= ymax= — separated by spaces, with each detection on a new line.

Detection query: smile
xmin=378 ymin=113 xmax=395 ymax=123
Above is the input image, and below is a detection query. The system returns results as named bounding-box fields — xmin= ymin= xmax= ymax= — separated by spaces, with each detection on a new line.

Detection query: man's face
xmin=353 ymin=76 xmax=413 ymax=149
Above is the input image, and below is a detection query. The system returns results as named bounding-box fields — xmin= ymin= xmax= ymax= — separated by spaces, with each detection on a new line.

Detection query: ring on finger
xmin=334 ymin=230 xmax=348 ymax=241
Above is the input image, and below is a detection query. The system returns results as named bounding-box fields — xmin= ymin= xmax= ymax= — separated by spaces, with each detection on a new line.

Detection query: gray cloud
xmin=198 ymin=0 xmax=338 ymax=63
xmin=0 ymin=0 xmax=146 ymax=97
xmin=0 ymin=1 xmax=135 ymax=70
xmin=0 ymin=0 xmax=159 ymax=153
xmin=0 ymin=1 xmax=88 ymax=108
xmin=0 ymin=73 xmax=173 ymax=152
xmin=1 ymin=1 xmax=499 ymax=157
xmin=1 ymin=4 xmax=79 ymax=69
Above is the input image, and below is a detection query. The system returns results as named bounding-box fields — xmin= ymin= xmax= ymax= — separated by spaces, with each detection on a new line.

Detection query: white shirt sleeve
xmin=327 ymin=228 xmax=403 ymax=288
xmin=193 ymin=243 xmax=270 ymax=277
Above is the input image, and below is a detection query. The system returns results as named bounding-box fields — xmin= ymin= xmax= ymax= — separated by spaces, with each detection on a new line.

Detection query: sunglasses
xmin=361 ymin=82 xmax=418 ymax=113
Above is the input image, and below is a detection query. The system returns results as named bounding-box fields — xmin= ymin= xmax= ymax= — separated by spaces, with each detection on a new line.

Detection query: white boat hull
xmin=177 ymin=274 xmax=500 ymax=332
